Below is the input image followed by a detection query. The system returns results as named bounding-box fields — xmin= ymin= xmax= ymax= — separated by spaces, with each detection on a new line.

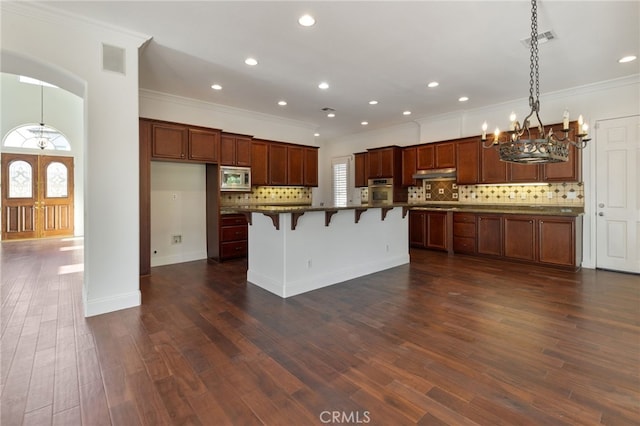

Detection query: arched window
xmin=3 ymin=123 xmax=71 ymax=151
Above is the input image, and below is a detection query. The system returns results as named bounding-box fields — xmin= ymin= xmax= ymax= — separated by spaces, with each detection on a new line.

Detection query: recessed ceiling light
xmin=368 ymin=100 xmax=378 ymax=105
xmin=245 ymin=57 xmax=258 ymax=66
xmin=458 ymin=96 xmax=469 ymax=102
xmin=327 ymin=113 xmax=335 ymax=118
xmin=318 ymin=82 xmax=329 ymax=90
xmin=211 ymin=84 xmax=222 ymax=90
xmin=361 ymin=121 xmax=369 ymax=126
xmin=427 ymin=81 xmax=439 ymax=88
xmin=278 ymin=100 xmax=287 ymax=106
xmin=619 ymin=55 xmax=637 ymax=63
xmin=403 ymin=111 xmax=412 ymax=116
xmin=298 ymin=14 xmax=315 ymax=27
xmin=314 ymin=133 xmax=320 ymax=137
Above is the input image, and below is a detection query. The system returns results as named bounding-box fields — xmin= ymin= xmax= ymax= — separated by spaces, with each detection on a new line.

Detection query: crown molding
xmin=139 ymin=89 xmax=318 ymax=131
xmin=2 ymin=2 xmax=151 ymax=47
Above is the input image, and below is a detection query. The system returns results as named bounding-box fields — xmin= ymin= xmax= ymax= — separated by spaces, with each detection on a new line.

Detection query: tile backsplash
xmin=221 ymin=186 xmax=312 ymax=206
xmin=360 ymin=181 xmax=584 ymax=206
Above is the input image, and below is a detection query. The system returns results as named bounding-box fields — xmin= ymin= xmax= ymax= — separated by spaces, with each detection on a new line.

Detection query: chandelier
xmin=36 ymin=83 xmax=50 ymax=150
xmin=481 ymin=0 xmax=590 ymax=164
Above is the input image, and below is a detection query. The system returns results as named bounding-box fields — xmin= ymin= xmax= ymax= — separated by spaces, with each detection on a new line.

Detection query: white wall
xmin=1 ymin=3 xmax=151 ymax=316
xmin=0 ymin=72 xmax=85 ymax=237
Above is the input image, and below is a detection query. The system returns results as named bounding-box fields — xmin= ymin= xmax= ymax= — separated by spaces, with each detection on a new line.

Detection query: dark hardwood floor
xmin=1 ymin=237 xmax=639 ymax=425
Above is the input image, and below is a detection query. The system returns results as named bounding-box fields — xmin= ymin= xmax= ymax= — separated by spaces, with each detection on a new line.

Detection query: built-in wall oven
xmin=368 ymin=178 xmax=394 ymax=205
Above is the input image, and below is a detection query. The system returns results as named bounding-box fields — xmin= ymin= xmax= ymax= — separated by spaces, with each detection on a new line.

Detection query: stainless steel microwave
xmin=220 ymin=166 xmax=251 ymax=191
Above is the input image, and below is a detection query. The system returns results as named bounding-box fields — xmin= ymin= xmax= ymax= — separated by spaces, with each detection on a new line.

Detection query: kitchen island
xmin=234 ymin=204 xmax=410 ymax=298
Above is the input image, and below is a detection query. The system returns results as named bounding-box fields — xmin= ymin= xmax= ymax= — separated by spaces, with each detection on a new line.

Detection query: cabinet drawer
xmin=453 ymin=237 xmax=476 ymax=254
xmin=221 ymin=214 xmax=247 ymax=226
xmin=220 ymin=241 xmax=247 ymax=258
xmin=221 ymin=225 xmax=248 ymax=242
xmin=454 ymin=222 xmax=476 ymax=238
xmin=453 ymin=213 xmax=476 ymax=224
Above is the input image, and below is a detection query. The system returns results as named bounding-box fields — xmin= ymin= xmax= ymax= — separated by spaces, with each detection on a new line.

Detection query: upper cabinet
xmin=480 ymin=140 xmax=508 ymax=184
xmin=456 ymin=138 xmax=480 ymax=184
xmin=220 ymin=133 xmax=252 ymax=166
xmin=269 ymin=143 xmax=288 ymax=185
xmin=415 ymin=142 xmax=456 ymax=170
xmin=354 ymin=152 xmax=368 ymax=188
xmin=402 ymin=147 xmax=417 ymax=187
xmin=543 ymin=143 xmax=581 ymax=182
xmin=303 ymin=147 xmax=319 ymax=187
xmin=416 ymin=145 xmax=435 ymax=170
xmin=368 ymin=146 xmax=402 ymax=180
xmin=251 ymin=140 xmax=270 ymax=186
xmin=287 ymin=145 xmax=304 ymax=186
xmin=147 ymin=119 xmax=220 ymax=164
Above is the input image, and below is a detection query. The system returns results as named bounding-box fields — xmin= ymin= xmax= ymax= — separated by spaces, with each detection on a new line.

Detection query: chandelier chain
xmin=529 ymin=0 xmax=540 ymax=111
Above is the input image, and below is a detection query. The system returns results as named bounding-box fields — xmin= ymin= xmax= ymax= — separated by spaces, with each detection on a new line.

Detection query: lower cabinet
xmin=477 ymin=214 xmax=503 ymax=256
xmin=219 ymin=214 xmax=248 ymax=260
xmin=409 ymin=211 xmax=449 ymax=252
xmin=453 ymin=213 xmax=476 ymax=254
xmin=503 ymin=215 xmax=536 ymax=262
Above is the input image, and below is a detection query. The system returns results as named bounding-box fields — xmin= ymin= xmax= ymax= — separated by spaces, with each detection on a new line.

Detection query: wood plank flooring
xmin=1 ymin=237 xmax=639 ymax=425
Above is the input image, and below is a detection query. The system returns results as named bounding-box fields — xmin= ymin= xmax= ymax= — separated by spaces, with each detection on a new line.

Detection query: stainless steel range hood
xmin=412 ymin=168 xmax=457 ymax=181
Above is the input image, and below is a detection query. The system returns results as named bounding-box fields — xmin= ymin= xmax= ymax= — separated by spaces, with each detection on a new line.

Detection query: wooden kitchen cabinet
xmin=453 ymin=212 xmax=476 ymax=254
xmin=503 ymin=215 xmax=536 ymax=262
xmin=287 ymin=145 xmax=304 ymax=186
xmin=269 ymin=143 xmax=288 ymax=185
xmin=477 ymin=214 xmax=503 ymax=256
xmin=543 ymin=143 xmax=581 ymax=182
xmin=368 ymin=146 xmax=402 ymax=179
xmin=408 ymin=210 xmax=448 ymax=252
xmin=538 ymin=216 xmax=580 ymax=268
xmin=354 ymin=152 xmax=368 ymax=187
xmin=456 ymin=138 xmax=480 ymax=184
xmin=402 ymin=147 xmax=417 ymax=187
xmin=148 ymin=119 xmax=220 ymax=163
xmin=251 ymin=140 xmax=269 ymax=186
xmin=416 ymin=145 xmax=435 ymax=170
xmin=480 ymin=143 xmax=508 ymax=184
xmin=435 ymin=142 xmax=456 ymax=168
xmin=188 ymin=128 xmax=219 ymax=163
xmin=219 ymin=214 xmax=248 ymax=260
xmin=220 ymin=133 xmax=252 ymax=166
xmin=304 ymin=147 xmax=319 ymax=187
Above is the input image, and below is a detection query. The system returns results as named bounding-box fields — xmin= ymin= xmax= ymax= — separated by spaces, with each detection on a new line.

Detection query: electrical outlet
xmin=509 ymin=192 xmax=516 ymax=199
xmin=171 ymin=235 xmax=182 ymax=244
xmin=520 ymin=193 xmax=527 ymax=200
xmin=567 ymin=191 xmax=577 ymax=199
xmin=547 ymin=192 xmax=554 ymax=199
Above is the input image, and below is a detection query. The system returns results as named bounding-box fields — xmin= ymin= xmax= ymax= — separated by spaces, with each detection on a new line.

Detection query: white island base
xmin=246 ymin=206 xmax=409 ymax=298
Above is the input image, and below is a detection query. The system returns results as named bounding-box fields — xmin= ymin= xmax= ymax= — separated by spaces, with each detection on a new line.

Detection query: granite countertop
xmin=222 ymin=203 xmax=584 ymax=217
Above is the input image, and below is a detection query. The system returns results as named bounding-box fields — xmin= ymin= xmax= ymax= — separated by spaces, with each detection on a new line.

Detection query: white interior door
xmin=595 ymin=115 xmax=640 ymax=273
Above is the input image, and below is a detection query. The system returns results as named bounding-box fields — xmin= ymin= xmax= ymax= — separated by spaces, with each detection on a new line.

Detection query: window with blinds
xmin=332 ymin=157 xmax=350 ymax=207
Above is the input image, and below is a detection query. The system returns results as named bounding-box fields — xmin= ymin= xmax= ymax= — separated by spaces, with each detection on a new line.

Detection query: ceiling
xmin=45 ymin=1 xmax=639 ymax=141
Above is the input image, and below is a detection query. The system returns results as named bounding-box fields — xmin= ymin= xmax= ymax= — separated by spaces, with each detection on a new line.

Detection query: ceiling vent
xmin=521 ymin=30 xmax=556 ymax=47
xmin=102 ymin=43 xmax=126 ymax=75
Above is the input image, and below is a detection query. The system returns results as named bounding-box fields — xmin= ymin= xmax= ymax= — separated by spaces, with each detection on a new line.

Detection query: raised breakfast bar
xmin=235 ymin=205 xmax=410 ymax=297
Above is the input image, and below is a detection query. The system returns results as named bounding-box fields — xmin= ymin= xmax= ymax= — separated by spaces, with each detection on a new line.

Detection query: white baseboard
xmin=84 ymin=290 xmax=141 ymax=317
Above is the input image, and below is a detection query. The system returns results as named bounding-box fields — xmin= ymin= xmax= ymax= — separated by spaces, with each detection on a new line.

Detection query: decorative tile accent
xmin=457 ymin=182 xmax=584 ymax=206
xmin=221 ymin=186 xmax=312 ymax=206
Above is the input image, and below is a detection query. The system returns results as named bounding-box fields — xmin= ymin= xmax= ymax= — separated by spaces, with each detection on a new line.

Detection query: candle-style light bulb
xmin=563 ymin=109 xmax=570 ymax=131
xmin=482 ymin=122 xmax=488 ymax=140
xmin=582 ymin=122 xmax=589 ymax=137
xmin=494 ymin=127 xmax=500 ymax=144
xmin=509 ymin=112 xmax=517 ymax=131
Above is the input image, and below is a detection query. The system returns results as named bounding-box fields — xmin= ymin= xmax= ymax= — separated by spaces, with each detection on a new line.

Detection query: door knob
xmin=598 ymin=203 xmax=605 ymax=208
xmin=598 ymin=212 xmax=604 ymax=216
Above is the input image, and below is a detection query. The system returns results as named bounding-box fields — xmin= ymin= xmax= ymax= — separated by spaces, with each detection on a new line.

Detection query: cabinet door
xmin=480 ymin=145 xmax=507 ymax=183
xmin=538 ymin=217 xmax=576 ymax=267
xmin=269 ymin=144 xmax=288 ymax=185
xmin=509 ymin=163 xmax=540 ymax=183
xmin=188 ymin=128 xmax=219 ymax=163
xmin=503 ymin=216 xmax=536 ymax=261
xmin=402 ymin=147 xmax=417 ymax=187
xmin=477 ymin=215 xmax=502 ymax=256
xmin=368 ymin=150 xmax=381 ymax=178
xmin=426 ymin=212 xmax=448 ymax=251
xmin=251 ymin=140 xmax=269 ymax=186
xmin=435 ymin=142 xmax=456 ymax=168
xmin=379 ymin=148 xmax=394 ymax=177
xmin=151 ymin=122 xmax=187 ymax=160
xmin=543 ymin=144 xmax=581 ymax=182
xmin=304 ymin=147 xmax=319 ymax=187
xmin=417 ymin=145 xmax=435 ymax=170
xmin=235 ymin=138 xmax=252 ymax=167
xmin=409 ymin=211 xmax=426 ymax=247
xmin=220 ymin=135 xmax=236 ymax=165
xmin=456 ymin=138 xmax=479 ymax=184
xmin=287 ymin=146 xmax=304 ymax=186
xmin=354 ymin=152 xmax=368 ymax=187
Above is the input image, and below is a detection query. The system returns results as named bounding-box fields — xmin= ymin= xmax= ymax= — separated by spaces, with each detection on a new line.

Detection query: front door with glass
xmin=2 ymin=153 xmax=74 ymax=240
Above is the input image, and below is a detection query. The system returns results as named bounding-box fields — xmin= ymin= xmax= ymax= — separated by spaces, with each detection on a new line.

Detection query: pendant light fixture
xmin=481 ymin=0 xmax=590 ymax=164
xmin=36 ymin=83 xmax=50 ymax=150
